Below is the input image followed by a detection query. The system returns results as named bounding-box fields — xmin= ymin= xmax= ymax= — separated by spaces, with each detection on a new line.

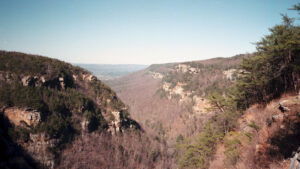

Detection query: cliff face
xmin=0 ymin=51 xmax=141 ymax=169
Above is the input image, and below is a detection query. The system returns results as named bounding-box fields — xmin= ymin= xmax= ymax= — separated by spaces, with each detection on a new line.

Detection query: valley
xmin=106 ymin=55 xmax=246 ymax=145
xmin=0 ymin=2 xmax=299 ymax=169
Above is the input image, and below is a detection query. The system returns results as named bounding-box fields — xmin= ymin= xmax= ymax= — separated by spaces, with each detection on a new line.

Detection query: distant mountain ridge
xmin=76 ymin=64 xmax=148 ymax=80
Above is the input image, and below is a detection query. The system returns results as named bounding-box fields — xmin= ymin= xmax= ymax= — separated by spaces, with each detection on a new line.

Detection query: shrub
xmin=8 ymin=127 xmax=30 ymax=143
xmin=177 ymin=123 xmax=223 ymax=169
xmin=224 ymin=132 xmax=241 ymax=166
xmin=248 ymin=121 xmax=260 ymax=132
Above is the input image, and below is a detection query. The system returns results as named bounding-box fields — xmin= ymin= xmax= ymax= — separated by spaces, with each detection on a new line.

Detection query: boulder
xmin=58 ymin=77 xmax=65 ymax=89
xmin=289 ymin=152 xmax=300 ymax=169
xmin=108 ymin=111 xmax=123 ymax=134
xmin=21 ymin=76 xmax=34 ymax=86
xmin=279 ymin=102 xmax=290 ymax=112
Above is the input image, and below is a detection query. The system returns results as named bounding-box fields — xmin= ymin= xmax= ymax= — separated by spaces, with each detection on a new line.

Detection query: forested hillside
xmin=184 ymin=4 xmax=300 ymax=169
xmin=0 ymin=51 xmax=172 ymax=169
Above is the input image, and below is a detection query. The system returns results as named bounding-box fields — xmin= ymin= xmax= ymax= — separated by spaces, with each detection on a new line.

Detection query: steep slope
xmin=208 ymin=8 xmax=300 ymax=168
xmin=0 ymin=51 xmax=170 ymax=169
xmin=209 ymin=94 xmax=300 ymax=169
xmin=107 ymin=54 xmax=248 ymax=146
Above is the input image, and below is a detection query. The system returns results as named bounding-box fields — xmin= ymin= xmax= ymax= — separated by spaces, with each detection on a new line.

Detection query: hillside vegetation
xmin=108 ymin=52 xmax=247 ymax=169
xmin=177 ymin=4 xmax=300 ymax=169
xmin=0 ymin=51 xmax=172 ymax=169
xmin=1 ymin=3 xmax=299 ymax=169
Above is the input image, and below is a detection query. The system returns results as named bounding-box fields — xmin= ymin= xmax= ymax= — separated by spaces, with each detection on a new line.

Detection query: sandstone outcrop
xmin=162 ymin=82 xmax=192 ymax=102
xmin=4 ymin=107 xmax=41 ymax=127
xmin=81 ymin=73 xmax=96 ymax=82
xmin=192 ymin=96 xmax=211 ymax=114
xmin=290 ymin=149 xmax=300 ymax=169
xmin=223 ymin=69 xmax=237 ymax=80
xmin=109 ymin=111 xmax=122 ymax=134
xmin=149 ymin=71 xmax=164 ymax=79
xmin=175 ymin=64 xmax=199 ymax=74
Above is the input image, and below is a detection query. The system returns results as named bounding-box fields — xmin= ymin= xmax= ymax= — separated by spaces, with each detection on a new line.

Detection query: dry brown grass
xmin=210 ymin=94 xmax=300 ymax=169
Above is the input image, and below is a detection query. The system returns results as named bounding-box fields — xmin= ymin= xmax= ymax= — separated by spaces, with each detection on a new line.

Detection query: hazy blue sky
xmin=0 ymin=0 xmax=299 ymax=64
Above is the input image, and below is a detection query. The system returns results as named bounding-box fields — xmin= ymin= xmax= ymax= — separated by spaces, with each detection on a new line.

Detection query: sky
xmin=0 ymin=0 xmax=299 ymax=64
